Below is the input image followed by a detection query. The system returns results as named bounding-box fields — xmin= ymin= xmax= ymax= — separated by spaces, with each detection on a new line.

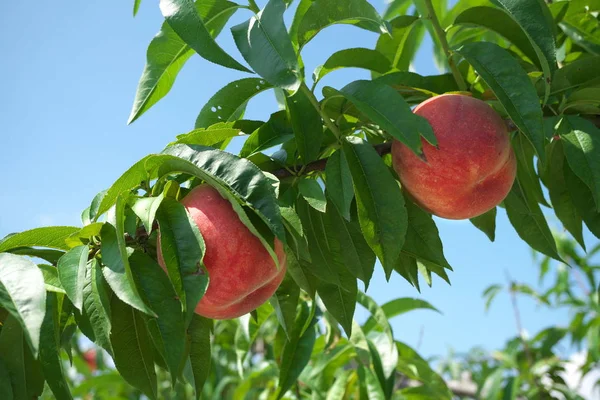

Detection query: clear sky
xmin=0 ymin=1 xmax=594 ymax=360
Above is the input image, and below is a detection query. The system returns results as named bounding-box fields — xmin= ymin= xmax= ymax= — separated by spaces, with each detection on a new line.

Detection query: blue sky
xmin=0 ymin=1 xmax=593 ymax=359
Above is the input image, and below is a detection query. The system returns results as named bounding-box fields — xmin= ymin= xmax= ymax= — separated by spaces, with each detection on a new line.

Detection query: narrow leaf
xmin=159 ymin=0 xmax=249 ymax=72
xmin=57 ymin=245 xmax=89 ymax=311
xmin=298 ymin=178 xmax=327 ymax=213
xmin=82 ymin=258 xmax=113 ymax=353
xmin=470 ymin=207 xmax=497 ymax=242
xmin=325 ymin=150 xmax=354 ymax=220
xmin=0 ymin=226 xmax=80 ymax=252
xmin=314 ymin=48 xmax=391 ymax=83
xmin=285 ymin=87 xmax=323 ymax=163
xmin=188 ymin=315 xmax=212 ymax=399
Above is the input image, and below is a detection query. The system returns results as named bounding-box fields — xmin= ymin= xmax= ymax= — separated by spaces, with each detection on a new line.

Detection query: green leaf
xmin=394 ymin=254 xmax=420 ymax=290
xmin=470 ymin=207 xmax=497 ymax=242
xmin=402 ymin=198 xmax=452 ymax=274
xmin=453 ymin=7 xmax=541 ymax=71
xmin=277 ymin=302 xmax=318 ymax=399
xmin=342 ymin=136 xmax=407 ymax=278
xmin=38 ymin=264 xmax=65 ymax=294
xmin=0 ymin=253 xmax=46 ymax=357
xmin=188 ymin=315 xmax=212 ymax=399
xmin=551 ymin=55 xmax=600 ymax=93
xmin=325 ymin=150 xmax=354 ymax=221
xmin=160 ymin=144 xmax=286 ymax=243
xmin=356 ymin=292 xmax=394 ymax=349
xmin=336 ymin=80 xmax=436 ymax=155
xmin=39 ymin=293 xmax=72 ymax=400
xmin=270 ymin=273 xmax=300 ymax=339
xmin=57 ymin=245 xmax=89 ymax=311
xmin=358 ymin=365 xmax=386 ymax=400
xmin=362 ymin=297 xmax=440 ymax=333
xmin=130 ymin=250 xmax=186 ymax=379
xmin=564 ymin=162 xmax=600 ymax=239
xmin=159 ymin=0 xmax=249 ymax=73
xmin=314 ymin=48 xmax=391 ymax=83
xmin=0 ymin=315 xmax=44 ymax=399
xmin=285 ymin=246 xmax=316 ymax=297
xmin=298 ymin=178 xmax=327 ymax=213
xmin=131 ymin=195 xmax=163 ymax=235
xmin=326 ymin=370 xmax=352 ymax=400
xmin=296 ymin=198 xmax=348 ymax=286
xmin=100 ymin=219 xmax=154 ymax=316
xmin=195 ymin=78 xmax=273 ymax=128
xmin=383 ymin=0 xmax=412 ymax=20
xmin=7 ymin=248 xmax=63 ymax=265
xmin=296 ymin=0 xmax=388 ymax=49
xmin=231 ymin=0 xmax=301 ymax=91
xmin=317 ymin=277 xmax=357 ymax=338
xmin=129 ymin=0 xmax=241 ymax=123
xmin=455 ymin=42 xmax=546 ymax=161
xmin=375 ymin=16 xmax=421 ymax=72
xmin=560 ymin=116 xmax=600 ymax=212
xmin=0 ymin=360 xmax=12 ymax=400
xmin=109 ymin=297 xmax=158 ymax=400
xmin=504 ymin=179 xmax=562 ymax=261
xmin=0 ymin=226 xmax=80 ymax=252
xmin=64 ymin=223 xmax=104 ymax=248
xmin=239 ymin=111 xmax=293 ymax=158
xmin=82 ymin=258 xmax=113 ymax=353
xmin=483 ymin=284 xmax=503 ymax=312
xmin=502 ymin=376 xmax=520 ymax=400
xmin=174 ymin=127 xmax=244 ymax=147
xmin=495 ymin=0 xmax=557 ymax=99
xmin=374 ymin=71 xmax=458 ymax=95
xmin=513 ymin=133 xmax=548 ymax=207
xmin=540 ymin=140 xmax=585 ymax=249
xmin=325 ymin=203 xmax=376 ymax=289
xmin=156 ymin=198 xmax=207 ymax=325
xmin=285 ymin=87 xmax=323 ymax=163
xmin=133 ymin=0 xmax=142 ymax=16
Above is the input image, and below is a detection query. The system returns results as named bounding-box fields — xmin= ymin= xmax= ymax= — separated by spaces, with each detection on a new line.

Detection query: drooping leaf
xmin=160 ymin=144 xmax=286 ymax=243
xmin=0 ymin=315 xmax=44 ymax=399
xmin=325 ymin=150 xmax=354 ymax=221
xmin=513 ymin=133 xmax=549 ymax=207
xmin=129 ymin=250 xmax=186 ymax=379
xmin=358 ymin=364 xmax=386 ymax=400
xmin=109 ymin=297 xmax=158 ymax=400
xmin=374 ymin=71 xmax=458 ymax=96
xmin=39 ymin=292 xmax=72 ymax=400
xmin=540 ymin=140 xmax=585 ymax=249
xmin=560 ymin=116 xmax=600 ymax=212
xmin=195 ymin=78 xmax=273 ymax=128
xmin=188 ymin=315 xmax=212 ymax=399
xmin=296 ymin=0 xmax=388 ymax=49
xmin=277 ymin=302 xmax=318 ymax=399
xmin=504 ymin=179 xmax=562 ymax=261
xmin=38 ymin=264 xmax=64 ymax=294
xmin=336 ymin=80 xmax=436 ymax=155
xmin=156 ymin=197 xmax=207 ymax=325
xmin=456 ymin=42 xmax=546 ymax=161
xmin=174 ymin=127 xmax=245 ymax=148
xmin=298 ymin=178 xmax=327 ymax=213
xmin=314 ymin=48 xmax=391 ymax=83
xmin=316 ymin=277 xmax=357 ymax=338
xmin=0 ymin=226 xmax=80 ymax=253
xmin=100 ymin=219 xmax=154 ymax=316
xmin=326 ymin=203 xmax=376 ymax=289
xmin=159 ymin=0 xmax=249 ymax=73
xmin=342 ymin=136 xmax=407 ymax=278
xmin=394 ymin=254 xmax=420 ymax=291
xmin=270 ymin=273 xmax=300 ymax=339
xmin=231 ymin=0 xmax=301 ymax=92
xmin=356 ymin=292 xmax=395 ymax=351
xmin=82 ymin=258 xmax=113 ymax=353
xmin=285 ymin=246 xmax=316 ymax=297
xmin=551 ymin=55 xmax=600 ymax=94
xmin=564 ymin=162 xmax=600 ymax=239
xmin=285 ymin=87 xmax=323 ymax=163
xmin=7 ymin=248 xmax=63 ymax=266
xmin=470 ymin=207 xmax=497 ymax=242
xmin=129 ymin=0 xmax=241 ymax=123
xmin=402 ymin=198 xmax=452 ymax=274
xmin=0 ymin=360 xmax=12 ymax=400
xmin=0 ymin=253 xmax=46 ymax=357
xmin=130 ymin=195 xmax=164 ymax=234
xmin=57 ymin=245 xmax=89 ymax=311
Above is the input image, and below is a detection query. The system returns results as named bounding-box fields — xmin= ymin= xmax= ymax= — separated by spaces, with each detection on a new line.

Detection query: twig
xmin=423 ymin=0 xmax=467 ymax=91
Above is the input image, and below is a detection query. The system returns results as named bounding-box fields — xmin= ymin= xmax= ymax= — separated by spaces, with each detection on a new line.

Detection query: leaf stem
xmin=299 ymin=84 xmax=343 ymax=139
xmin=423 ymin=0 xmax=467 ymax=91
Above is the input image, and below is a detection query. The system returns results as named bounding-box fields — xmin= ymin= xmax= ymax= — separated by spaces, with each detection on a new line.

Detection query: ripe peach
xmin=391 ymin=94 xmax=516 ymax=219
xmin=157 ymin=185 xmax=286 ymax=319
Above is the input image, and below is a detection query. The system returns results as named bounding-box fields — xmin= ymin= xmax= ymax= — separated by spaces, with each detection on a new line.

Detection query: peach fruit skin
xmin=158 ymin=185 xmax=286 ymax=319
xmin=391 ymin=94 xmax=517 ymax=220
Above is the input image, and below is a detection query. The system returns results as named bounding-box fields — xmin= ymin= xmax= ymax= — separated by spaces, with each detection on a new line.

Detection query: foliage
xmin=1 ymin=0 xmax=600 ymax=398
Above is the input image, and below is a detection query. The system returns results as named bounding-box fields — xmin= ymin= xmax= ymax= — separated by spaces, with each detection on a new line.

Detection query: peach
xmin=391 ymin=94 xmax=516 ymax=219
xmin=158 ymin=185 xmax=286 ymax=319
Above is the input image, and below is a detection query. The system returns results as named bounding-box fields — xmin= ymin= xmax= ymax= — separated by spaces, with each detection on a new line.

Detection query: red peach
xmin=392 ymin=94 xmax=517 ymax=219
xmin=158 ymin=185 xmax=286 ymax=319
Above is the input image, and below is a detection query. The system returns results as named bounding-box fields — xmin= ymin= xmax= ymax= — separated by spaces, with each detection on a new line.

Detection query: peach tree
xmin=0 ymin=0 xmax=599 ymax=398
